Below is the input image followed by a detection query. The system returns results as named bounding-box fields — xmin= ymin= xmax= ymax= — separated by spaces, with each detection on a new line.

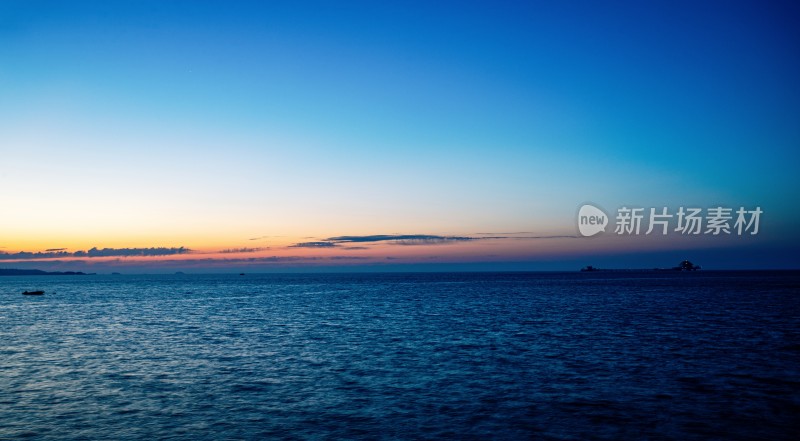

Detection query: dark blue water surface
xmin=1 ymin=271 xmax=799 ymax=440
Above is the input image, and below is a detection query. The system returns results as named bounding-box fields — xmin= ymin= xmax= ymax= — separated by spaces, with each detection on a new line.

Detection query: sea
xmin=1 ymin=271 xmax=798 ymax=440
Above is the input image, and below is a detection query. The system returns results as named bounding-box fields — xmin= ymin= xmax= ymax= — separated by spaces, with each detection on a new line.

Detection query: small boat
xmin=22 ymin=290 xmax=45 ymax=295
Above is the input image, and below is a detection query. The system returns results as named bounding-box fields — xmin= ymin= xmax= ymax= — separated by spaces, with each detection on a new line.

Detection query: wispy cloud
xmin=0 ymin=250 xmax=72 ymax=260
xmin=218 ymin=247 xmax=266 ymax=254
xmin=473 ymin=232 xmax=536 ymax=235
xmin=248 ymin=236 xmax=284 ymax=241
xmin=290 ymin=241 xmax=338 ymax=248
xmin=471 ymin=234 xmax=579 ymax=240
xmin=327 ymin=234 xmax=475 ymax=245
xmin=282 ymin=233 xmax=579 ymax=249
xmin=166 ymin=255 xmax=372 ymax=264
xmin=286 ymin=234 xmax=477 ymax=248
xmin=230 ymin=256 xmax=320 ymax=263
xmin=77 ymin=247 xmax=190 ymax=257
xmin=0 ymin=247 xmax=190 ymax=260
xmin=394 ymin=237 xmax=474 ymax=245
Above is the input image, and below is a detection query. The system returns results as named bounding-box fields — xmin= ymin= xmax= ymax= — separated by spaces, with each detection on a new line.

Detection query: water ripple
xmin=1 ymin=271 xmax=799 ymax=439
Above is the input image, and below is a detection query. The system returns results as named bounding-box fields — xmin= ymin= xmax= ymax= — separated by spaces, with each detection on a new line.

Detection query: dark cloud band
xmin=0 ymin=247 xmax=190 ymax=260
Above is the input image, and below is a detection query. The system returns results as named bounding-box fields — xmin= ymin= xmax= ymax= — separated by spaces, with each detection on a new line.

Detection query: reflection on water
xmin=1 ymin=271 xmax=799 ymax=439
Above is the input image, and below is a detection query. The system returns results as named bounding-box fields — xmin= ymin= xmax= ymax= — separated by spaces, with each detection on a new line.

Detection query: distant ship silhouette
xmin=675 ymin=260 xmax=701 ymax=271
xmin=581 ymin=260 xmax=701 ymax=272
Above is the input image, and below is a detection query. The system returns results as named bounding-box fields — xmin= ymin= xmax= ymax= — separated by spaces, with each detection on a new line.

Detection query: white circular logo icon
xmin=577 ymin=204 xmax=608 ymax=237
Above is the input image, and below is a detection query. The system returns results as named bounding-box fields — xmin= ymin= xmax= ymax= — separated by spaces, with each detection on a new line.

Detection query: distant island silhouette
xmin=0 ymin=268 xmax=91 ymax=276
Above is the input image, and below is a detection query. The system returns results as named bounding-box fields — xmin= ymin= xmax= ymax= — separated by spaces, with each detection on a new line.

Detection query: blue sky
xmin=1 ymin=1 xmax=799 ymax=271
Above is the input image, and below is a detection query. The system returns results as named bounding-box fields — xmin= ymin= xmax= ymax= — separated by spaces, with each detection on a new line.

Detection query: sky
xmin=1 ymin=1 xmax=799 ymax=272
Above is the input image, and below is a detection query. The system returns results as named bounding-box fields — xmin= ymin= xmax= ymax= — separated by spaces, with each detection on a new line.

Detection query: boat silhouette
xmin=580 ymin=260 xmax=702 ymax=272
xmin=22 ymin=290 xmax=45 ymax=295
xmin=673 ymin=260 xmax=701 ymax=271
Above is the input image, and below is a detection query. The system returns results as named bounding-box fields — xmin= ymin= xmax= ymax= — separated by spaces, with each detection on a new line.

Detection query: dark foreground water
xmin=1 ymin=271 xmax=799 ymax=440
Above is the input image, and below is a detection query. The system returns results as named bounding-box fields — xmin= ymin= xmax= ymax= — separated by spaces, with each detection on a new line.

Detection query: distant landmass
xmin=0 ymin=268 xmax=91 ymax=276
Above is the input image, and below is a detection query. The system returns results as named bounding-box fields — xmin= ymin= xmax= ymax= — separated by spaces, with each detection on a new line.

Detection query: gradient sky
xmin=1 ymin=1 xmax=799 ymax=272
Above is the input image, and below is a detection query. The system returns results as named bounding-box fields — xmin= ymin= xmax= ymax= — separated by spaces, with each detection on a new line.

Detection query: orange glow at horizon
xmin=0 ymin=231 xmax=749 ymax=271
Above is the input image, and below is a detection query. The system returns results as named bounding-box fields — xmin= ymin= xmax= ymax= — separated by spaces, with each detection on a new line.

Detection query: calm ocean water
xmin=1 ymin=271 xmax=798 ymax=440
